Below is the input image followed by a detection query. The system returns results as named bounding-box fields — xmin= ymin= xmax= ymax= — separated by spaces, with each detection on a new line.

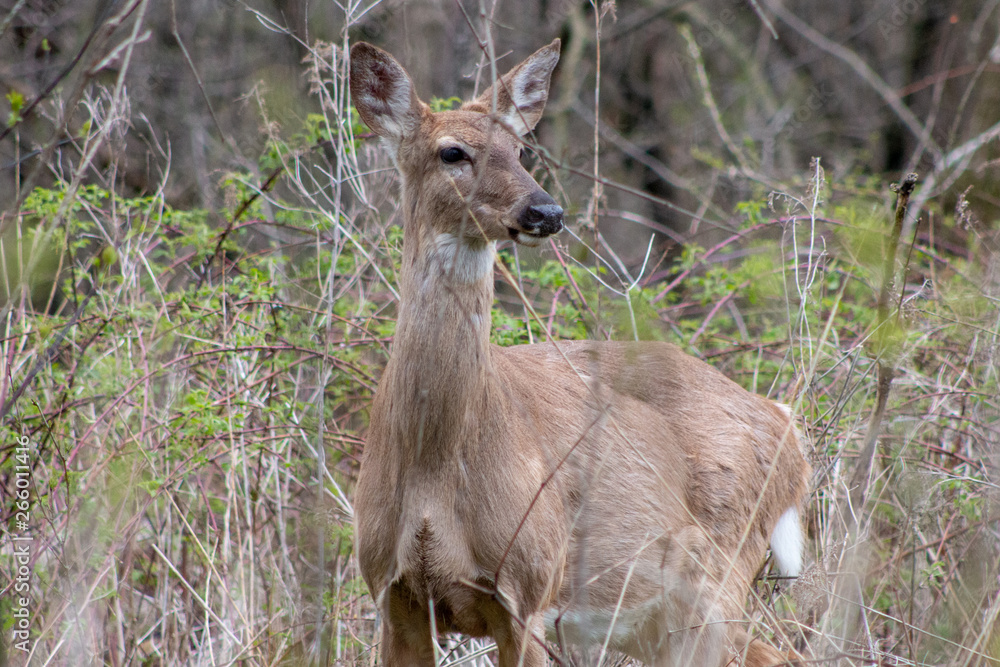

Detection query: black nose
xmin=518 ymin=203 xmax=564 ymax=236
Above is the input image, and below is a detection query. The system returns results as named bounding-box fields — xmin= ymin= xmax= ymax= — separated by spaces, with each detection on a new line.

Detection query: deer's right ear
xmin=350 ymin=43 xmax=424 ymax=146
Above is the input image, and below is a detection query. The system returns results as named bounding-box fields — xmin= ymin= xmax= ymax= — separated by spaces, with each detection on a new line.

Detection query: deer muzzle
xmin=511 ymin=193 xmax=563 ymax=245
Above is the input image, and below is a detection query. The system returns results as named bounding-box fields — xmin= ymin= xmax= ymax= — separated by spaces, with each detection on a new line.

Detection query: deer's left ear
xmin=471 ymin=39 xmax=560 ymax=136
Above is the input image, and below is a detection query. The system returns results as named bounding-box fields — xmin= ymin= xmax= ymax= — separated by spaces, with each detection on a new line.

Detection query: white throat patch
xmin=432 ymin=233 xmax=496 ymax=284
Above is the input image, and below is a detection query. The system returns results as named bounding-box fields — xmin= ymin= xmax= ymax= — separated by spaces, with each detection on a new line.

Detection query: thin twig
xmin=847 ymin=172 xmax=918 ymax=521
xmin=194 ymin=167 xmax=283 ymax=290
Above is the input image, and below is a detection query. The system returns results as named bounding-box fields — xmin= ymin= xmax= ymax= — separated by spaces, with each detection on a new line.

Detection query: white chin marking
xmin=433 ymin=233 xmax=495 ymax=283
xmin=770 ymin=506 xmax=804 ymax=577
xmin=512 ymin=230 xmax=545 ymax=247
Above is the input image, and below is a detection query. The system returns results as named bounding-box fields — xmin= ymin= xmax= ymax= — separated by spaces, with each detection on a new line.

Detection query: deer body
xmin=351 ymin=40 xmax=810 ymax=667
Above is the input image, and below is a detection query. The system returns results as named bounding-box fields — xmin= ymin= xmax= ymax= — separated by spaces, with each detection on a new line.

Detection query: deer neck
xmin=381 ymin=209 xmax=500 ymax=463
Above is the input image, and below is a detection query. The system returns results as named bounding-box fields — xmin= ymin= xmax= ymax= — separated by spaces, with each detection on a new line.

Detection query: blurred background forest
xmin=1 ymin=0 xmax=999 ymax=665
xmin=5 ymin=1 xmax=1000 ymax=227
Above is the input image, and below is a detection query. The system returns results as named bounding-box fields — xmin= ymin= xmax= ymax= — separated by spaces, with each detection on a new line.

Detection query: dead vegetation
xmin=1 ymin=1 xmax=998 ymax=665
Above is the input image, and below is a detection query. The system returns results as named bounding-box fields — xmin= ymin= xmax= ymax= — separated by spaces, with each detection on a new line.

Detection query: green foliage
xmin=429 ymin=96 xmax=462 ymax=112
xmin=260 ymin=108 xmax=366 ymax=171
xmin=489 ymin=262 xmax=590 ymax=345
xmin=3 ymin=93 xmax=997 ymax=666
xmin=5 ymin=89 xmax=23 ymax=127
xmin=4 ymin=175 xmax=386 ymax=662
xmin=735 ymin=198 xmax=767 ymax=228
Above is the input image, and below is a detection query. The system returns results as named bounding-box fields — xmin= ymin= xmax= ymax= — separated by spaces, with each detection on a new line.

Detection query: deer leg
xmin=495 ymin=614 xmax=547 ymax=667
xmin=378 ymin=618 xmax=436 ymax=667
xmin=726 ymin=626 xmax=801 ymax=667
xmin=653 ymin=623 xmax=726 ymax=667
xmin=379 ymin=585 xmax=437 ymax=667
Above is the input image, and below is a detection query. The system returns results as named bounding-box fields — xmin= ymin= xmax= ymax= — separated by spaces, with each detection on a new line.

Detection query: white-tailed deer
xmin=350 ymin=39 xmax=810 ymax=667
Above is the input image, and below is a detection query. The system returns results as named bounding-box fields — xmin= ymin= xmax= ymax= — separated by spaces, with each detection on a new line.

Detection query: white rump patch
xmin=770 ymin=506 xmax=804 ymax=577
xmin=432 ymin=233 xmax=495 ymax=284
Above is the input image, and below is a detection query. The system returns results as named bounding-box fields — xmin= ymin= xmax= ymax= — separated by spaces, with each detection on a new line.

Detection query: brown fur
xmin=351 ymin=40 xmax=810 ymax=666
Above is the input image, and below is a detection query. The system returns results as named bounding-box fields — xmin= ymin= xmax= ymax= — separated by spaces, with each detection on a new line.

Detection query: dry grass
xmin=1 ymin=3 xmax=998 ymax=666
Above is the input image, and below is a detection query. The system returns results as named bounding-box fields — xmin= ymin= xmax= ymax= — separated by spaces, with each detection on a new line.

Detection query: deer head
xmin=350 ymin=40 xmax=564 ymax=248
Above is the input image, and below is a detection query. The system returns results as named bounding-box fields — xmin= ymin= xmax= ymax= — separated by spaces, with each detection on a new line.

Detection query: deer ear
xmin=472 ymin=39 xmax=560 ymax=136
xmin=350 ymin=42 xmax=424 ymax=146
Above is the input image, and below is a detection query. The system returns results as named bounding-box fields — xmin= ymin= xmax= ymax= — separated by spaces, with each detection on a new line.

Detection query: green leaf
xmin=429 ymin=96 xmax=462 ymax=112
xmin=6 ymin=90 xmax=25 ymax=127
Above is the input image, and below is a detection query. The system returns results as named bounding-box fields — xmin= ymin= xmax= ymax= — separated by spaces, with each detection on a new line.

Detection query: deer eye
xmin=440 ymin=147 xmax=467 ymax=164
